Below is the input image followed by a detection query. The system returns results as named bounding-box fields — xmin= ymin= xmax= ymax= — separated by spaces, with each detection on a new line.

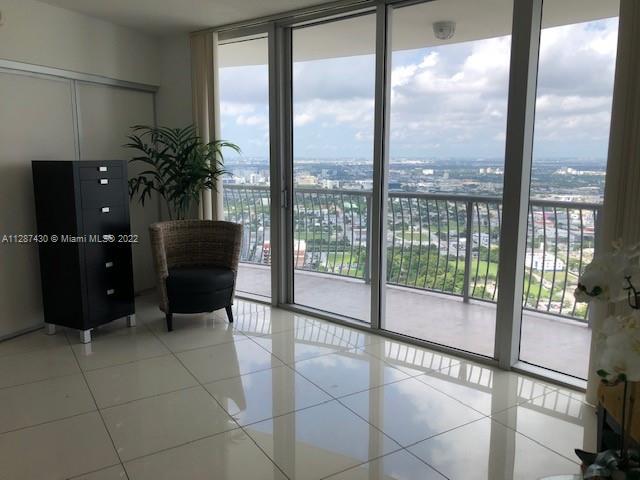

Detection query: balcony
xmin=224 ymin=185 xmax=599 ymax=379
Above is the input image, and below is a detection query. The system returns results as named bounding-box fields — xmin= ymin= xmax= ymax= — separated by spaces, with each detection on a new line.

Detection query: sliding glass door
xmin=517 ymin=0 xmax=619 ymax=379
xmin=381 ymin=0 xmax=513 ymax=356
xmin=291 ymin=13 xmax=377 ymax=322
xmin=219 ymin=36 xmax=272 ymax=299
xmin=217 ymin=0 xmax=621 ymax=381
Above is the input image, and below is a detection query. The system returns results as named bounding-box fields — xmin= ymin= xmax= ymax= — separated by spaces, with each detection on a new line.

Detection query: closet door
xmin=77 ymin=83 xmax=157 ymax=292
xmin=0 ymin=71 xmax=76 ymax=338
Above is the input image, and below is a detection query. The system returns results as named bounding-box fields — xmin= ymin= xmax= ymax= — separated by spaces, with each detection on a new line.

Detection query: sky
xmin=218 ymin=16 xmax=618 ymax=163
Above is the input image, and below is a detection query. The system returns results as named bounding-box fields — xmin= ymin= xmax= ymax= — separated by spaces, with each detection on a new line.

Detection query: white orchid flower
xmin=575 ymin=242 xmax=640 ymax=304
xmin=599 ymin=329 xmax=640 ymax=382
xmin=597 ymin=311 xmax=640 ymax=382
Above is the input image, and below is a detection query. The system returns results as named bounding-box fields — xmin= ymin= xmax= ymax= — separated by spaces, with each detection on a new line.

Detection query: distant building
xmin=555 ymin=167 xmax=605 ymax=176
xmin=297 ymin=175 xmax=317 ymax=186
xmin=472 ymin=232 xmax=490 ymax=248
xmin=294 ymin=240 xmax=306 ymax=267
xmin=322 ymin=179 xmax=340 ymax=189
xmin=525 ymin=251 xmax=566 ymax=271
xmin=249 ymin=173 xmax=267 ymax=184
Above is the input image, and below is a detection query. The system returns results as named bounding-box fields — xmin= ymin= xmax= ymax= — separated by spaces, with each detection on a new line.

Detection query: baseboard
xmin=0 ymin=324 xmax=44 ymax=343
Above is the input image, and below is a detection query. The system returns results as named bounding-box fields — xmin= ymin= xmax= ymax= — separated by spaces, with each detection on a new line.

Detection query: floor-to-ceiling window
xmin=291 ymin=13 xmax=377 ymax=322
xmin=381 ymin=0 xmax=513 ymax=356
xmin=517 ymin=0 xmax=620 ymax=379
xmin=215 ymin=0 xmax=621 ymax=383
xmin=219 ymin=36 xmax=272 ymax=299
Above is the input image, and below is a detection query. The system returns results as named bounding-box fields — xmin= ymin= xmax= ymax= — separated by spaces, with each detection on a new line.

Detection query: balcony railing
xmin=223 ymin=185 xmax=600 ymax=321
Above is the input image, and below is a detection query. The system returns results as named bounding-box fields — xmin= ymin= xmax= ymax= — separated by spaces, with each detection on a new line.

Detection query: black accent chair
xmin=149 ymin=220 xmax=242 ymax=331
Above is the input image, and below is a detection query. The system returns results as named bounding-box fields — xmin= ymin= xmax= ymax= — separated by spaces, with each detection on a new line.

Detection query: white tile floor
xmin=0 ymin=293 xmax=595 ymax=480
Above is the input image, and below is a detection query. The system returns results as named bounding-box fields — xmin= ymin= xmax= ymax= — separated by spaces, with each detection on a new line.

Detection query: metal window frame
xmin=219 ymin=0 xmax=585 ymax=390
xmin=370 ymin=1 xmax=392 ymax=330
xmin=494 ymin=0 xmax=542 ymax=368
xmin=271 ymin=24 xmax=295 ymax=306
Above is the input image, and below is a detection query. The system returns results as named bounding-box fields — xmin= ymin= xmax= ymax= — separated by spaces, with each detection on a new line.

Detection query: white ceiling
xmin=219 ymin=0 xmax=619 ymax=67
xmin=38 ymin=0 xmax=619 ymax=40
xmin=37 ymin=0 xmax=337 ymax=35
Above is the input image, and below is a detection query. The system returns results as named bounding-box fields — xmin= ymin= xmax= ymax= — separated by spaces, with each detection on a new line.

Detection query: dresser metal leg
xmin=79 ymin=329 xmax=91 ymax=344
xmin=126 ymin=314 xmax=136 ymax=327
xmin=46 ymin=324 xmax=56 ymax=335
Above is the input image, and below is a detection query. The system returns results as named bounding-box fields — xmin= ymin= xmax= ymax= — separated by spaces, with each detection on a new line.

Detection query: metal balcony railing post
xmin=364 ymin=193 xmax=372 ymax=284
xmin=463 ymin=200 xmax=474 ymax=302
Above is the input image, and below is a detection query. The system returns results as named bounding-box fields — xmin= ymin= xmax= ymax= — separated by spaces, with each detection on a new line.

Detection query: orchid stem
xmin=624 ymin=276 xmax=640 ymax=309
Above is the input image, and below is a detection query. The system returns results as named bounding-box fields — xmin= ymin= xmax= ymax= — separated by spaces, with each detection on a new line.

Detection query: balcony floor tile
xmin=236 ymin=264 xmax=591 ymax=379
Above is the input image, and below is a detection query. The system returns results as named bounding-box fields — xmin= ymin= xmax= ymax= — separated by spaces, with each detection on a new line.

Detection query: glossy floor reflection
xmin=0 ymin=293 xmax=593 ymax=479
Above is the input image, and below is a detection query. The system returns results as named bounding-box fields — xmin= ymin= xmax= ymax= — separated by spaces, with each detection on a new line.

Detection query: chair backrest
xmin=152 ymin=220 xmax=243 ymax=272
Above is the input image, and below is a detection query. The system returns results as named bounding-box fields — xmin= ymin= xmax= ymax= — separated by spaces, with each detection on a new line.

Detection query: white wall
xmin=0 ymin=1 xmax=193 ymax=339
xmin=155 ymin=33 xmax=194 ymax=220
xmin=0 ymin=74 xmax=77 ymax=339
xmin=156 ymin=34 xmax=193 ymax=127
xmin=0 ymin=0 xmax=160 ymax=85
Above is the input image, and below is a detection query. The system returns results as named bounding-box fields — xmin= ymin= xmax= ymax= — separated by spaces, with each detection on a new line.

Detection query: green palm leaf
xmin=124 ymin=124 xmax=240 ymax=220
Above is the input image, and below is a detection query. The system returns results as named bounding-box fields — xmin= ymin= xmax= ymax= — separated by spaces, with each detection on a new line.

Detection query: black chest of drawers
xmin=32 ymin=160 xmax=135 ymax=342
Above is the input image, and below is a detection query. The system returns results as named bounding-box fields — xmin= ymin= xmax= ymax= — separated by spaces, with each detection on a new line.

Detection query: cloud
xmin=392 ymin=64 xmax=418 ymax=88
xmin=294 ymin=98 xmax=374 ymax=126
xmin=220 ymin=103 xmax=253 ymax=117
xmin=420 ymin=52 xmax=439 ymax=68
xmin=217 ymin=17 xmax=618 ymax=160
xmin=532 ymin=18 xmax=618 ymax=157
xmin=236 ymin=114 xmax=267 ymax=127
xmin=218 ymin=64 xmax=269 ymax=104
xmin=385 ymin=35 xmax=512 ymax=157
xmin=294 ymin=112 xmax=315 ymax=127
xmin=292 ymin=55 xmax=376 ymax=101
xmin=537 ymin=19 xmax=617 ymax=96
xmin=386 ymin=18 xmax=616 ymax=159
xmin=355 ymin=131 xmax=373 ymax=142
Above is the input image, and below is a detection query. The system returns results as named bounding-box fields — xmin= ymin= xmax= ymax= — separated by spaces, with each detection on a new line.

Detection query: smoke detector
xmin=433 ymin=21 xmax=456 ymax=40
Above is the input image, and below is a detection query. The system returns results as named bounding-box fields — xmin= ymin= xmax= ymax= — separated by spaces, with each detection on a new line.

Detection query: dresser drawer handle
xmin=105 ymin=261 xmax=114 ymax=268
xmin=98 ymin=166 xmax=108 ymax=172
xmin=106 ymin=289 xmax=115 ymax=296
xmin=99 ymin=179 xmax=109 ymax=185
xmin=101 ymin=207 xmax=110 ymax=213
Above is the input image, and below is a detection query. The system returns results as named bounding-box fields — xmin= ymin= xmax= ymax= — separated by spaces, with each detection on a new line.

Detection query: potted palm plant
xmin=126 ymin=125 xmax=240 ymax=219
